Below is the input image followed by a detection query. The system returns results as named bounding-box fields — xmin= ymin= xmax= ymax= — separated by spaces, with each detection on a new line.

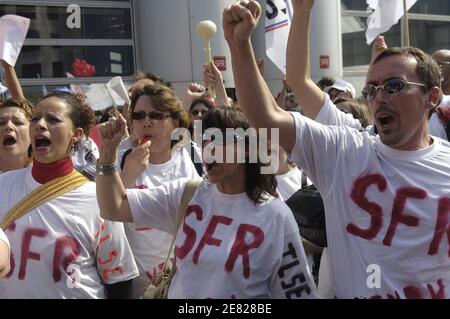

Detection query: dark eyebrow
xmin=367 ymin=76 xmax=403 ymax=86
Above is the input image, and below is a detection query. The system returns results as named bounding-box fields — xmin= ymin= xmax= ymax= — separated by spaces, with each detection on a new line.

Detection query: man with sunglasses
xmin=224 ymin=0 xmax=450 ymax=299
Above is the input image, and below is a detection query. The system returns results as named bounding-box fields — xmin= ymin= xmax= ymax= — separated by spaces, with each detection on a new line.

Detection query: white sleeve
xmin=94 ymin=220 xmax=139 ymax=284
xmin=269 ymin=213 xmax=318 ymax=299
xmin=0 ymin=229 xmax=9 ymax=250
xmin=126 ymin=178 xmax=188 ymax=234
xmin=289 ymin=112 xmax=370 ymax=196
xmin=314 ymin=94 xmax=364 ymax=130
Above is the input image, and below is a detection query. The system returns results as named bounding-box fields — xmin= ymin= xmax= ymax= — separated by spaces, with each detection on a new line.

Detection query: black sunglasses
xmin=362 ymin=78 xmax=426 ymax=101
xmin=191 ymin=109 xmax=209 ymax=116
xmin=131 ymin=111 xmax=171 ymax=121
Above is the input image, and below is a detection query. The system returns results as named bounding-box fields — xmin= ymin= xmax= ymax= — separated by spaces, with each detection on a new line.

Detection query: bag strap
xmin=301 ymin=172 xmax=308 ymax=188
xmin=1 ymin=170 xmax=89 ymax=230
xmin=161 ymin=179 xmax=200 ymax=271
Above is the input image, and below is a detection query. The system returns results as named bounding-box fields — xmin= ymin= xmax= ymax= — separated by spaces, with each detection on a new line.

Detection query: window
xmin=0 ymin=0 xmax=135 ymax=102
xmin=341 ymin=0 xmax=450 ymax=68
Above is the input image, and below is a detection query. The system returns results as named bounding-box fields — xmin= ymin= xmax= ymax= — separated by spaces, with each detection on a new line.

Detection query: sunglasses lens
xmin=384 ymin=79 xmax=405 ymax=94
xmin=132 ymin=112 xmax=145 ymax=120
xmin=149 ymin=112 xmax=163 ymax=120
xmin=362 ymin=85 xmax=377 ymax=100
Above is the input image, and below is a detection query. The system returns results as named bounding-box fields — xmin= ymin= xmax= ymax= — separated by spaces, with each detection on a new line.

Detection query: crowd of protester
xmin=0 ymin=0 xmax=449 ymax=299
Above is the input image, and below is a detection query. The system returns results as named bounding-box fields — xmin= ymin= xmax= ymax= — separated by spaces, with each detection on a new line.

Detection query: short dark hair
xmin=189 ymin=98 xmax=214 ymax=112
xmin=373 ymin=47 xmax=441 ymax=90
xmin=202 ymin=106 xmax=278 ymax=205
xmin=317 ymin=76 xmax=336 ymax=90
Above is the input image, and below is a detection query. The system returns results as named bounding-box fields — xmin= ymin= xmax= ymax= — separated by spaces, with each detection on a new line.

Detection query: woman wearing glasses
xmin=97 ymin=106 xmax=317 ymax=299
xmin=0 ymin=91 xmax=138 ymax=298
xmin=118 ymin=84 xmax=202 ymax=298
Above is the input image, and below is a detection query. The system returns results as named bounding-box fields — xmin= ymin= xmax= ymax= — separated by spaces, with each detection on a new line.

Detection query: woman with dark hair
xmin=118 ymin=84 xmax=201 ymax=298
xmin=96 ymin=106 xmax=317 ymax=298
xmin=0 ymin=91 xmax=138 ymax=298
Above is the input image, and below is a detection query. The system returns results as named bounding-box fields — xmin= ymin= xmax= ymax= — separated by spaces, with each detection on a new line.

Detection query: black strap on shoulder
xmin=301 ymin=173 xmax=308 ymax=188
xmin=189 ymin=141 xmax=204 ymax=177
xmin=120 ymin=149 xmax=133 ymax=170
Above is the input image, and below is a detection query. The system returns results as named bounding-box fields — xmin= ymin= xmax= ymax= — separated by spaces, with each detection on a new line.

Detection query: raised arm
xmin=203 ymin=61 xmax=231 ymax=107
xmin=286 ymin=0 xmax=324 ymax=119
xmin=223 ymin=0 xmax=296 ymax=151
xmin=1 ymin=60 xmax=25 ymax=99
xmin=96 ymin=114 xmax=146 ymax=222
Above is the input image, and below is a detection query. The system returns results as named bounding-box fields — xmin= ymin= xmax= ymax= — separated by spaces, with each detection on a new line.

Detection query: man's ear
xmin=426 ymin=87 xmax=441 ymax=110
xmin=72 ymin=127 xmax=84 ymax=144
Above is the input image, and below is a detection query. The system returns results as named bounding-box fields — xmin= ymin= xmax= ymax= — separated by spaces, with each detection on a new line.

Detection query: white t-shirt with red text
xmin=0 ymin=167 xmax=139 ymax=298
xmin=127 ymin=178 xmax=318 ymax=299
xmin=119 ymin=146 xmax=200 ymax=296
xmin=290 ymin=111 xmax=450 ymax=299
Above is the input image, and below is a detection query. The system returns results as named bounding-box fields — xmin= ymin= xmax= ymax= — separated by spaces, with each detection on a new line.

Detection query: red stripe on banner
xmin=265 ymin=22 xmax=289 ymax=33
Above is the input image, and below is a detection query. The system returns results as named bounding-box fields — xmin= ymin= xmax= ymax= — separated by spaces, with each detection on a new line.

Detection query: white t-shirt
xmin=290 ymin=111 xmax=450 ymax=299
xmin=316 ymin=94 xmax=448 ymax=140
xmin=315 ymin=94 xmax=364 ymax=130
xmin=127 ymin=178 xmax=318 ymax=299
xmin=0 ymin=167 xmax=139 ymax=299
xmin=0 ymin=229 xmax=9 ymax=250
xmin=119 ymin=146 xmax=200 ymax=295
xmin=276 ymin=167 xmax=312 ymax=201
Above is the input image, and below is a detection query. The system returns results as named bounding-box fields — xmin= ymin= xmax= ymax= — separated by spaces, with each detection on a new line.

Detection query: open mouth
xmin=378 ymin=115 xmax=395 ymax=126
xmin=35 ymin=136 xmax=51 ymax=148
xmin=3 ymin=136 xmax=17 ymax=147
xmin=376 ymin=109 xmax=397 ymax=130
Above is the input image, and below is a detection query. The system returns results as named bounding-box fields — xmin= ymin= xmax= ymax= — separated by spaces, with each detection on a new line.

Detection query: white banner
xmin=366 ymin=0 xmax=418 ymax=45
xmin=265 ymin=0 xmax=292 ymax=74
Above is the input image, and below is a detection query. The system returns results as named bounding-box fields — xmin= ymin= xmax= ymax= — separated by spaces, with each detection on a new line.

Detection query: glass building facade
xmin=0 ymin=0 xmax=134 ymax=102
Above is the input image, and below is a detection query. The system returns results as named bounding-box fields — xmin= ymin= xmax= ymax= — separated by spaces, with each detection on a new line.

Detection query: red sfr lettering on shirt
xmin=347 ymin=174 xmax=450 ymax=255
xmin=5 ymin=227 xmax=81 ymax=282
xmin=368 ymin=278 xmax=446 ymax=299
xmin=175 ymin=205 xmax=265 ymax=278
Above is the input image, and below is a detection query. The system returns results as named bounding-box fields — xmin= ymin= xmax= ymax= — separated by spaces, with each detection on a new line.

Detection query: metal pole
xmin=403 ymin=0 xmax=410 ymax=47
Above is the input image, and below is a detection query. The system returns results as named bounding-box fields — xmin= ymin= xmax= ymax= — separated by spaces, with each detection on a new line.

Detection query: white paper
xmin=0 ymin=15 xmax=30 ymax=66
xmin=107 ymin=76 xmax=130 ymax=105
xmin=84 ymin=83 xmax=115 ymax=111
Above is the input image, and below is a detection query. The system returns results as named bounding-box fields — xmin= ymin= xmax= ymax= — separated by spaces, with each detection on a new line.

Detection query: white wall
xmin=134 ymin=0 xmax=343 ymax=100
